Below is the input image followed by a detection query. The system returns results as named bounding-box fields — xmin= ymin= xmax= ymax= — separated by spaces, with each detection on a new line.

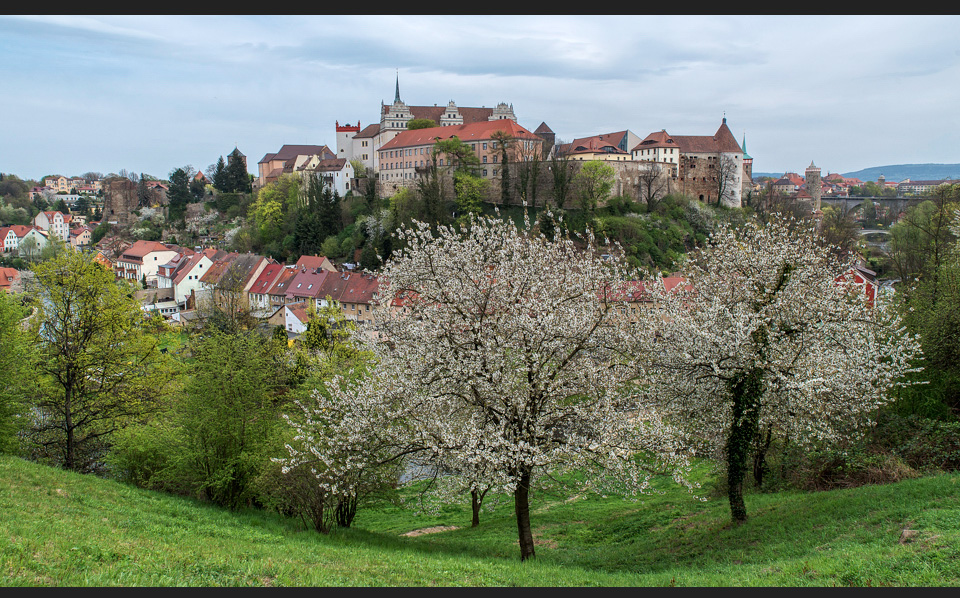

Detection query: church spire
xmin=394 ymin=70 xmax=401 ymax=104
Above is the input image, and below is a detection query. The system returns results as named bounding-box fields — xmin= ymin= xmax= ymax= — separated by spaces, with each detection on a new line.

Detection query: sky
xmin=2 ymin=14 xmax=959 ymax=182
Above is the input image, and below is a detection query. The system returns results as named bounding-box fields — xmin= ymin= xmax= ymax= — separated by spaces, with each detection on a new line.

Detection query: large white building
xmin=336 ymin=76 xmax=519 ymax=175
xmin=33 ymin=211 xmax=72 ymax=242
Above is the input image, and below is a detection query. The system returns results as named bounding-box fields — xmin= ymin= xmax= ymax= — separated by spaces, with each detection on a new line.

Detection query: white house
xmin=33 ymin=211 xmax=71 ymax=242
xmin=284 ymin=301 xmax=311 ymax=334
xmin=18 ymin=228 xmax=49 ymax=257
xmin=114 ymin=240 xmax=179 ymax=286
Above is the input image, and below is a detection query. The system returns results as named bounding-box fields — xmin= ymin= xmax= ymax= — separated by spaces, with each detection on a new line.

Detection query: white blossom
xmin=635 ymin=216 xmax=922 ymax=520
xmin=281 ymin=212 xmax=692 ymax=560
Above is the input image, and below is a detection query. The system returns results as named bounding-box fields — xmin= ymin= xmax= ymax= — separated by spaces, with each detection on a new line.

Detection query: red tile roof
xmin=632 ymin=130 xmax=680 ymax=151
xmin=295 ymin=255 xmax=334 ymax=272
xmin=671 ymin=120 xmax=742 ymax=154
xmin=267 ymin=267 xmax=299 ymax=297
xmin=249 ymin=261 xmax=285 ymax=295
xmin=258 ymin=144 xmax=335 ymax=164
xmin=120 ymin=240 xmax=171 ymax=259
xmin=379 ymin=119 xmax=539 ymax=151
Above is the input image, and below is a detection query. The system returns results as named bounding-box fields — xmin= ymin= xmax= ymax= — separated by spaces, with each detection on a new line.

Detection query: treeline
xmin=0 ymin=249 xmax=376 ymax=522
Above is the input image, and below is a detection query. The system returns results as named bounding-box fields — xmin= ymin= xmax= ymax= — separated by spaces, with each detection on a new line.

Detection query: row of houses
xmin=0 ymin=211 xmax=94 ymax=256
xmin=99 ymin=238 xmax=381 ymax=336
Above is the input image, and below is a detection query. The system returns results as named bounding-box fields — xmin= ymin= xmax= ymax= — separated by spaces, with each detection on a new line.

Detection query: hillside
xmin=754 ymin=164 xmax=960 ymax=183
xmin=2 ymin=455 xmax=958 ymax=586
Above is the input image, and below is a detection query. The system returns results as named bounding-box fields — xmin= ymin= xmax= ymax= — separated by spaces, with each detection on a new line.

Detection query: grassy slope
xmin=1 ymin=455 xmax=958 ymax=587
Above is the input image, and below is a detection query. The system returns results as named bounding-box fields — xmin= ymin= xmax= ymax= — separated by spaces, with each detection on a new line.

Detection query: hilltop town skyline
xmin=2 ymin=14 xmax=959 ymax=180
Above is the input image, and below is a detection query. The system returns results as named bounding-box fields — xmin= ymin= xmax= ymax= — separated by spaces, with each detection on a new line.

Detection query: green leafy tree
xmin=549 ymin=149 xmax=573 ymax=209
xmin=27 ymin=251 xmax=167 ymax=472
xmin=406 ymin=118 xmax=436 ymax=130
xmin=818 ymin=205 xmax=861 ymax=259
xmin=0 ymin=292 xmax=36 ymax=453
xmin=453 ymin=171 xmax=486 ymax=223
xmin=573 ymin=160 xmax=614 ymax=213
xmin=75 ymin=195 xmax=90 ymax=217
xmin=415 ymin=150 xmax=447 ymax=227
xmin=887 ymin=184 xmax=959 ymax=293
xmin=0 ymin=174 xmax=30 ymax=204
xmin=300 ymin=300 xmax=361 ymax=364
xmin=253 ymin=174 xmax=301 ymax=253
xmin=173 ymin=331 xmax=284 ymax=508
xmin=490 ymin=130 xmax=514 ymax=204
xmin=91 ymin=222 xmax=111 ymax=245
xmin=861 ymin=199 xmax=877 ymax=227
xmin=434 ymin=136 xmax=481 ymax=175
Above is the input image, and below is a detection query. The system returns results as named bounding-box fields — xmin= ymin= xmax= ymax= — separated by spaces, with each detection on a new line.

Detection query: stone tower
xmin=101 ymin=176 xmax=138 ymax=227
xmin=805 ymin=160 xmax=822 ymax=211
xmin=741 ymin=134 xmax=753 ymax=195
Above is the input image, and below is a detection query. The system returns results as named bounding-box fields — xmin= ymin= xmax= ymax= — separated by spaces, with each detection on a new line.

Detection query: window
xmin=483 ymin=155 xmax=488 ymax=163
xmin=483 ymin=169 xmax=488 ymax=177
xmin=482 ymin=143 xmax=487 ymax=150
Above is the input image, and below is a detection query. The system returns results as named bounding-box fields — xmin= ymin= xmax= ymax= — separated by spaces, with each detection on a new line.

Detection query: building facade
xmin=376 ymin=119 xmax=543 ymax=196
xmin=336 ymin=76 xmax=520 ymax=175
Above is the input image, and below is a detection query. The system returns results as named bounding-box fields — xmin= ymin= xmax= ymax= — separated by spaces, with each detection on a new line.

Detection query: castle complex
xmin=336 ymin=75 xmax=520 ymax=175
xmin=328 ymin=78 xmax=757 ymax=208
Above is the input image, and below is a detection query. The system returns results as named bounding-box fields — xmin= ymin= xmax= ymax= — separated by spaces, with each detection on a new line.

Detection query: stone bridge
xmin=821 ymin=196 xmax=921 ymax=215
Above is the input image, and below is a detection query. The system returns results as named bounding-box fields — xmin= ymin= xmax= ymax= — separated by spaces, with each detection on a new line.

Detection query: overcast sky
xmin=2 ymin=14 xmax=959 ymax=182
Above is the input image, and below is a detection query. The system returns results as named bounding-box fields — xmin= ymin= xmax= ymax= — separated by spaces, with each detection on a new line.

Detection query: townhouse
xmin=0 ymin=225 xmax=37 ymax=253
xmin=114 ymin=240 xmax=180 ymax=286
xmin=33 ymin=211 xmax=72 ymax=242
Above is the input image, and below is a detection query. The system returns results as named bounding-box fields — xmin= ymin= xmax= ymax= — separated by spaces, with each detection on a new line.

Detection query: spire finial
xmin=394 ymin=70 xmax=401 ymax=104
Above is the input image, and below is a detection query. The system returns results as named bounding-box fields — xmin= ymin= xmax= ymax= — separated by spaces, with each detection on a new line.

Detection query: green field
xmin=1 ymin=455 xmax=957 ymax=586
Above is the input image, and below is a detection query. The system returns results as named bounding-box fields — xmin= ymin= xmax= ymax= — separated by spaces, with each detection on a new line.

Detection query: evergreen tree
xmin=318 ymin=185 xmax=342 ymax=241
xmin=212 ymin=156 xmax=228 ymax=192
xmin=75 ymin=195 xmax=90 ymax=216
xmin=137 ymin=173 xmax=150 ymax=207
xmin=226 ymin=149 xmax=251 ymax=194
xmin=190 ymin=177 xmax=206 ymax=201
xmin=167 ymin=168 xmax=192 ymax=224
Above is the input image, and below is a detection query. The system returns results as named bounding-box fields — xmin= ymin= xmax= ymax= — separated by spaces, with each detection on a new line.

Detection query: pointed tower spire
xmin=394 ymin=70 xmax=401 ymax=104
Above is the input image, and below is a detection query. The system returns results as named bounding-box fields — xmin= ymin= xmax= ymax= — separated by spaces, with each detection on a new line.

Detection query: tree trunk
xmin=514 ymin=468 xmax=535 ymax=561
xmin=65 ymin=388 xmax=75 ymax=471
xmin=335 ymin=494 xmax=358 ymax=528
xmin=752 ymin=425 xmax=774 ymax=488
xmin=471 ymin=488 xmax=482 ymax=527
xmin=726 ymin=368 xmax=763 ymax=523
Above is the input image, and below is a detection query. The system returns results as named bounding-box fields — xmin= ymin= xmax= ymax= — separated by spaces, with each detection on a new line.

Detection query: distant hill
xmin=754 ymin=164 xmax=960 ymax=183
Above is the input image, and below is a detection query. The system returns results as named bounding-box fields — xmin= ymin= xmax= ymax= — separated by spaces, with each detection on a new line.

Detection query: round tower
xmin=805 ymin=160 xmax=822 ymax=211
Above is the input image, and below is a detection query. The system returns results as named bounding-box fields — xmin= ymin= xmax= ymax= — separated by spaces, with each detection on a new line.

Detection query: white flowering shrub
xmin=638 ymin=217 xmax=922 ymax=522
xmin=277 ymin=213 xmax=692 ymax=560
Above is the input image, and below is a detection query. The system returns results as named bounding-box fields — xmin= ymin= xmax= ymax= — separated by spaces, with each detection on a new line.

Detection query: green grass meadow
xmin=1 ymin=455 xmax=958 ymax=586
